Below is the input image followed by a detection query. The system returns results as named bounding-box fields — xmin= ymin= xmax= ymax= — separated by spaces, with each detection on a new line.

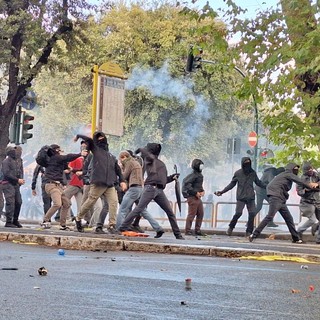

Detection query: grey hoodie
xmin=267 ymin=163 xmax=311 ymax=201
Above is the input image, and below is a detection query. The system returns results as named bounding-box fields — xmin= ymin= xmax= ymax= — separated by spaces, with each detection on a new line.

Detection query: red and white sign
xmin=248 ymin=131 xmax=257 ymax=147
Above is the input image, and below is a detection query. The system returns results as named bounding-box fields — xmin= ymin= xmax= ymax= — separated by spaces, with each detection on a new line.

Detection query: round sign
xmin=248 ymin=131 xmax=257 ymax=147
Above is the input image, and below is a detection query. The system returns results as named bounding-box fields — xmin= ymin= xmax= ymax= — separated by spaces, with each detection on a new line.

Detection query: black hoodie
xmin=221 ymin=157 xmax=266 ymax=201
xmin=76 ymin=132 xmax=124 ymax=187
xmin=2 ymin=147 xmax=21 ymax=185
xmin=267 ymin=163 xmax=311 ymax=201
xmin=182 ymin=159 xmax=204 ymax=198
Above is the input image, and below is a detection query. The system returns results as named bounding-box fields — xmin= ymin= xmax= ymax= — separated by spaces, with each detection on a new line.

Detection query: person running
xmin=73 ymin=131 xmax=126 ymax=233
xmin=215 ymin=157 xmax=266 ymax=237
xmin=41 ymin=144 xmax=81 ymax=230
xmin=249 ymin=163 xmax=319 ymax=243
xmin=119 ymin=143 xmax=184 ymax=240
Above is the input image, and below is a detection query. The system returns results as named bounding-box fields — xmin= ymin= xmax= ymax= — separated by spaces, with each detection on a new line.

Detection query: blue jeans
xmin=116 ymin=186 xmax=163 ymax=232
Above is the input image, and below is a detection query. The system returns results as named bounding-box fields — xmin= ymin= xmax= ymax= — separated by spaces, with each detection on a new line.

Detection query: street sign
xmin=248 ymin=131 xmax=257 ymax=147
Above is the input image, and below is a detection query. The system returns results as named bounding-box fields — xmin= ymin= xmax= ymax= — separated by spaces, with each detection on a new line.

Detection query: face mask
xmin=199 ymin=164 xmax=204 ymax=171
xmin=293 ymin=168 xmax=299 ymax=175
xmin=306 ymin=169 xmax=313 ymax=176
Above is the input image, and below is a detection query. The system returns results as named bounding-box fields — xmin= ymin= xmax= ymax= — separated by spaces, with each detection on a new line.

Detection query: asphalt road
xmin=1 ymin=242 xmax=320 ymax=320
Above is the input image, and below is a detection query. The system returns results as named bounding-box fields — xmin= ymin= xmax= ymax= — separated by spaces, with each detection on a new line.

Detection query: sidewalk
xmin=1 ymin=220 xmax=320 ymax=263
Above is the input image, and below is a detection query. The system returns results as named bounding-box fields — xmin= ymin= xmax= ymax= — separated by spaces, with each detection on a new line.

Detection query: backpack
xmin=36 ymin=145 xmax=52 ymax=167
xmin=182 ymin=176 xmax=190 ymax=199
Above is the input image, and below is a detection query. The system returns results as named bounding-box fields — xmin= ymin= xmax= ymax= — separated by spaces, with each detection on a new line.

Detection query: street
xmin=1 ymin=242 xmax=320 ymax=320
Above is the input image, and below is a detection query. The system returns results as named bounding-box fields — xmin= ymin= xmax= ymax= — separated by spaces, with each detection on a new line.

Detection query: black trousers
xmin=3 ymin=184 xmax=22 ymax=222
xmin=229 ymin=199 xmax=256 ymax=234
xmin=253 ymin=196 xmax=299 ymax=241
xmin=120 ymin=185 xmax=181 ymax=236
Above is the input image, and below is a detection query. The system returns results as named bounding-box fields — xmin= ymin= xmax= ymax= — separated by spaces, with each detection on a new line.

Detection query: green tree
xmin=0 ymin=0 xmax=94 ymax=159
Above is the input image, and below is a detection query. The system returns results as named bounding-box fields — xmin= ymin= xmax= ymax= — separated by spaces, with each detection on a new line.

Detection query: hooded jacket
xmin=76 ymin=132 xmax=124 ymax=187
xmin=220 ymin=157 xmax=266 ymax=201
xmin=2 ymin=147 xmax=22 ymax=185
xmin=182 ymin=159 xmax=204 ymax=198
xmin=296 ymin=162 xmax=320 ymax=204
xmin=267 ymin=163 xmax=311 ymax=201
xmin=137 ymin=143 xmax=174 ymax=188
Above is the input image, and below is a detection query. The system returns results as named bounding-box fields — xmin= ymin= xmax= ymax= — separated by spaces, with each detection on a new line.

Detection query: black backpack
xmin=36 ymin=145 xmax=52 ymax=167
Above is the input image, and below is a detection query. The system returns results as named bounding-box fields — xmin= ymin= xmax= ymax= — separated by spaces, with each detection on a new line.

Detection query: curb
xmin=2 ymin=231 xmax=320 ymax=263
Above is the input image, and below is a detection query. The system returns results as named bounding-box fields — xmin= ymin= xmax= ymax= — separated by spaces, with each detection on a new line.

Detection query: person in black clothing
xmin=119 ymin=143 xmax=184 ymax=240
xmin=2 ymin=146 xmax=25 ymax=228
xmin=74 ymin=131 xmax=126 ymax=233
xmin=182 ymin=159 xmax=206 ymax=236
xmin=215 ymin=157 xmax=266 ymax=237
xmin=254 ymin=166 xmax=285 ymax=228
xmin=249 ymin=163 xmax=319 ymax=243
xmin=41 ymin=144 xmax=81 ymax=230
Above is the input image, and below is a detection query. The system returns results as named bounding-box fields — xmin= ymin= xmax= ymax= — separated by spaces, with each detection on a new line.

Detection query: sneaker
xmin=292 ymin=239 xmax=304 ymax=244
xmin=13 ymin=221 xmax=23 ymax=228
xmin=95 ymin=227 xmax=106 ymax=234
xmin=311 ymin=223 xmax=319 ymax=236
xmin=4 ymin=222 xmax=18 ymax=228
xmin=60 ymin=226 xmax=71 ymax=231
xmin=175 ymin=235 xmax=185 ymax=240
xmin=154 ymin=230 xmax=165 ymax=238
xmin=245 ymin=232 xmax=251 ymax=237
xmin=226 ymin=227 xmax=233 ymax=236
xmin=267 ymin=221 xmax=278 ymax=228
xmin=195 ymin=231 xmax=207 ymax=236
xmin=248 ymin=234 xmax=256 ymax=242
xmin=297 ymin=231 xmax=303 ymax=241
xmin=185 ymin=231 xmax=194 ymax=236
xmin=75 ymin=219 xmax=84 ymax=233
xmin=40 ymin=221 xmax=51 ymax=229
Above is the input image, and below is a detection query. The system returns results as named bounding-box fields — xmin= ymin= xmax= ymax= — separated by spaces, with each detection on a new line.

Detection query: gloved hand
xmin=214 ymin=191 xmax=223 ymax=196
xmin=170 ymin=173 xmax=180 ymax=180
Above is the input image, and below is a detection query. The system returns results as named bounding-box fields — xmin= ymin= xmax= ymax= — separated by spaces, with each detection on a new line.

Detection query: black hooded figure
xmin=182 ymin=159 xmax=206 ymax=236
xmin=74 ymin=131 xmax=126 ymax=234
xmin=254 ymin=166 xmax=285 ymax=227
xmin=215 ymin=157 xmax=266 ymax=237
xmin=250 ymin=163 xmax=319 ymax=243
xmin=1 ymin=146 xmax=25 ymax=228
xmin=119 ymin=143 xmax=185 ymax=239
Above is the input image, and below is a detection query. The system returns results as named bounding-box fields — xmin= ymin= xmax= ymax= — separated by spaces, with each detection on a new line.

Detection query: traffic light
xmin=18 ymin=111 xmax=34 ymax=144
xmin=9 ymin=112 xmax=20 ymax=144
xmin=186 ymin=46 xmax=203 ymax=72
xmin=260 ymin=148 xmax=274 ymax=159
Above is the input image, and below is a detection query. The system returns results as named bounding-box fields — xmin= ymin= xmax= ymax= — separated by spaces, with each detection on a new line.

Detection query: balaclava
xmin=191 ymin=159 xmax=204 ymax=173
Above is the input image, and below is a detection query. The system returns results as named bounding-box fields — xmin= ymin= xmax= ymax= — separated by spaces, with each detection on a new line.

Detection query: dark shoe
xmin=108 ymin=226 xmax=118 ymax=234
xmin=311 ymin=223 xmax=319 ymax=236
xmin=226 ymin=227 xmax=233 ymax=236
xmin=185 ymin=231 xmax=194 ymax=236
xmin=195 ymin=231 xmax=207 ymax=236
xmin=267 ymin=221 xmax=278 ymax=228
xmin=248 ymin=234 xmax=256 ymax=242
xmin=95 ymin=227 xmax=106 ymax=234
xmin=176 ymin=235 xmax=185 ymax=240
xmin=154 ymin=230 xmax=165 ymax=238
xmin=245 ymin=232 xmax=251 ymax=237
xmin=75 ymin=219 xmax=84 ymax=233
xmin=4 ymin=222 xmax=18 ymax=228
xmin=297 ymin=231 xmax=303 ymax=241
xmin=60 ymin=225 xmax=71 ymax=231
xmin=292 ymin=239 xmax=304 ymax=244
xmin=316 ymin=241 xmax=320 ymax=244
xmin=131 ymin=225 xmax=144 ymax=233
xmin=13 ymin=221 xmax=23 ymax=228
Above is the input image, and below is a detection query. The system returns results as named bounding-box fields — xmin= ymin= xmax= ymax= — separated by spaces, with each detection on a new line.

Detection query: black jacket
xmin=2 ymin=148 xmax=22 ymax=186
xmin=43 ymin=152 xmax=80 ymax=184
xmin=76 ymin=132 xmax=124 ymax=187
xmin=221 ymin=157 xmax=266 ymax=201
xmin=267 ymin=163 xmax=311 ymax=201
xmin=296 ymin=162 xmax=320 ymax=204
xmin=31 ymin=164 xmax=45 ymax=190
xmin=138 ymin=143 xmax=174 ymax=188
xmin=182 ymin=159 xmax=204 ymax=198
